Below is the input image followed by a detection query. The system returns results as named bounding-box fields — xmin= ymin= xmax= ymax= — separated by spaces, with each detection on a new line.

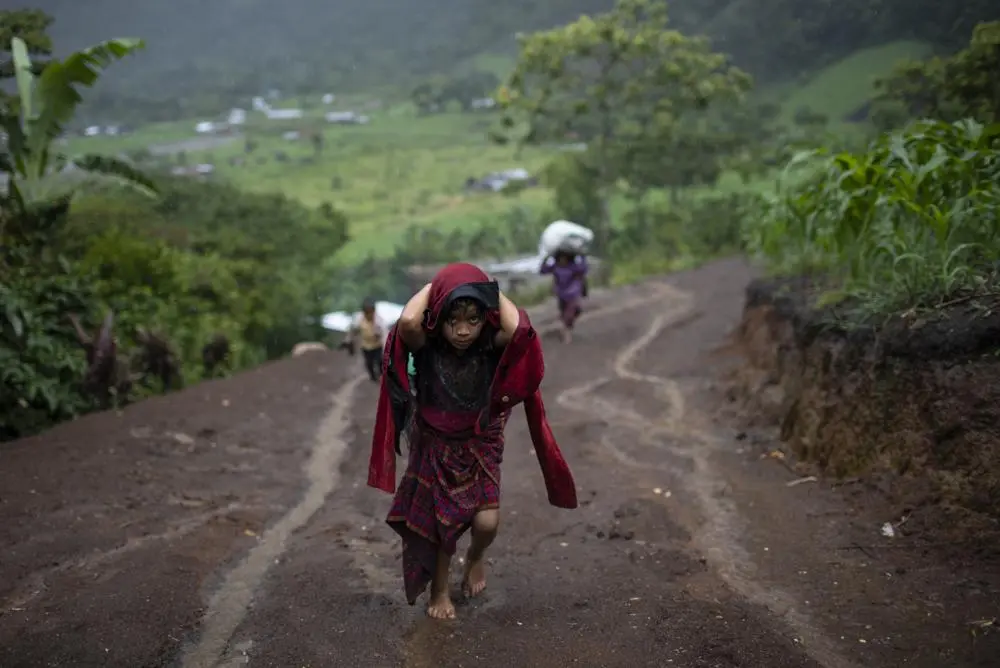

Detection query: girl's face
xmin=362 ymin=306 xmax=375 ymax=319
xmin=441 ymin=299 xmax=484 ymax=350
xmin=556 ymin=253 xmax=572 ymax=267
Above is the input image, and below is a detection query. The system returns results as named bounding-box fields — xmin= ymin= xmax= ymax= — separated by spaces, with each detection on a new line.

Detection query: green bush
xmin=609 ymin=192 xmax=759 ymax=284
xmin=0 ymin=251 xmax=96 ymax=440
xmin=0 ymin=173 xmax=352 ymax=441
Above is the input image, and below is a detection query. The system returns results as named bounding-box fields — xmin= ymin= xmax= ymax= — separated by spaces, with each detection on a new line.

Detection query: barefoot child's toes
xmin=462 ymin=558 xmax=488 ymax=598
xmin=426 ymin=592 xmax=456 ymax=619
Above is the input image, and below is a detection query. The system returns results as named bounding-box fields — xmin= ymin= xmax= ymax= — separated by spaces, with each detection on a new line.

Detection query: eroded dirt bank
xmin=730 ymin=277 xmax=1000 ymax=550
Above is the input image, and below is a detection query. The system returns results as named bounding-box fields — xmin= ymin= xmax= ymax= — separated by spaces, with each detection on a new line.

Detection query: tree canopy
xmin=498 ymin=0 xmax=752 ymax=249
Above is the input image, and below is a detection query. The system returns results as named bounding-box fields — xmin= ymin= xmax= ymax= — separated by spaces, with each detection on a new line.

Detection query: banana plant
xmin=1 ymin=36 xmax=155 ymax=213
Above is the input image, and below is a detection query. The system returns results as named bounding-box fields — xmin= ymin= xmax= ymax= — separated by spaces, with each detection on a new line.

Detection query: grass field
xmin=63 ymin=40 xmax=932 ymax=265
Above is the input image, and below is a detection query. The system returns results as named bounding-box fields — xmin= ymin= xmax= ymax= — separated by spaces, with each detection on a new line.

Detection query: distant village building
xmin=470 ymin=97 xmax=496 ymax=111
xmin=80 ymin=124 xmax=133 ymax=137
xmin=195 ymin=121 xmax=218 ymax=134
xmin=170 ymin=163 xmax=215 ymax=178
xmin=265 ymin=108 xmax=304 ymax=120
xmin=228 ymin=108 xmax=247 ymax=125
xmin=282 ymin=130 xmax=301 ymax=141
xmin=324 ymin=111 xmax=369 ymax=125
xmin=322 ymin=93 xmax=335 ymax=104
xmin=465 ymin=167 xmax=536 ymax=192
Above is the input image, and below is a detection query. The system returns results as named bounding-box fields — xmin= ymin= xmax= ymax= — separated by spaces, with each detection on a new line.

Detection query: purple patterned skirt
xmin=386 ymin=412 xmax=507 ymax=604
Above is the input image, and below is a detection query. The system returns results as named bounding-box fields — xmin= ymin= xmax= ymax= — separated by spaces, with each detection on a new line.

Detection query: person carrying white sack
xmin=537 ymin=221 xmax=593 ymax=344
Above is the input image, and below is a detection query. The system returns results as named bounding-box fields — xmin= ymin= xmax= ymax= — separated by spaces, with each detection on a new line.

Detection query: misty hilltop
xmin=36 ymin=0 xmax=619 ymax=94
xmin=21 ymin=0 xmax=1000 ymax=104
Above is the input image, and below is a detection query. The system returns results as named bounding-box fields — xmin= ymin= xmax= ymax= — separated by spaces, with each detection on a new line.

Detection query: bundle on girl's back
xmin=539 ymin=220 xmax=593 ymax=257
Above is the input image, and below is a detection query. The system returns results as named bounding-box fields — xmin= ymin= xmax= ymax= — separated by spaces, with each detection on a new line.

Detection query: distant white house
xmin=84 ymin=125 xmax=103 ymax=136
xmin=322 ymin=93 xmax=335 ymax=105
xmin=228 ymin=108 xmax=247 ymax=125
xmin=467 ymin=167 xmax=534 ymax=192
xmin=171 ymin=164 xmax=216 ymax=177
xmin=195 ymin=121 xmax=218 ymax=134
xmin=282 ymin=130 xmax=301 ymax=141
xmin=251 ymin=96 xmax=269 ymax=112
xmin=470 ymin=97 xmax=496 ymax=110
xmin=265 ymin=108 xmax=303 ymax=120
xmin=324 ymin=111 xmax=369 ymax=125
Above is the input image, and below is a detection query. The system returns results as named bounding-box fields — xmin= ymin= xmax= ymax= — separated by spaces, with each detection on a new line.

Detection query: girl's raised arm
xmin=398 ymin=283 xmax=432 ymax=350
xmin=494 ymin=291 xmax=521 ymax=348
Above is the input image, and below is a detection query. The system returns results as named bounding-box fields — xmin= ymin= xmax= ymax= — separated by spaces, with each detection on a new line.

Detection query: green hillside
xmin=58 ymin=36 xmax=939 ymax=263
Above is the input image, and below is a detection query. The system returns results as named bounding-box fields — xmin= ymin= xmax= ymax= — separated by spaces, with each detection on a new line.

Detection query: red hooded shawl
xmin=367 ymin=262 xmax=578 ymax=509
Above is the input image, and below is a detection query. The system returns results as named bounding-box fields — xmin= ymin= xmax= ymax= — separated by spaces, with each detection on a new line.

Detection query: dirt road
xmin=1 ymin=258 xmax=997 ymax=667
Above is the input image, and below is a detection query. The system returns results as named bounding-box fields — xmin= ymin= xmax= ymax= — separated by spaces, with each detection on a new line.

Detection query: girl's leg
xmin=463 ymin=508 xmax=499 ymax=597
xmin=427 ymin=549 xmax=456 ymax=619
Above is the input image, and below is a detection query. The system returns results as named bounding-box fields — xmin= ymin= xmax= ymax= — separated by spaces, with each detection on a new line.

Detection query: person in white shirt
xmin=347 ymin=298 xmax=388 ymax=381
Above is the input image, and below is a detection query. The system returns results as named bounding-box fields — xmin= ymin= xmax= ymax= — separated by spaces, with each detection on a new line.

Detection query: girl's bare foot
xmin=426 ymin=548 xmax=455 ymax=619
xmin=462 ymin=554 xmax=487 ymax=598
xmin=426 ymin=591 xmax=456 ymax=619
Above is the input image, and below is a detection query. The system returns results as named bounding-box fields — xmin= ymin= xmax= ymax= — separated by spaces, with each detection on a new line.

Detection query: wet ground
xmin=1 ymin=258 xmax=997 ymax=667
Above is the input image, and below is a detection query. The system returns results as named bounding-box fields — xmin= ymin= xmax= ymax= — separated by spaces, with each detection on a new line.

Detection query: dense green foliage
xmin=1 ymin=172 xmax=352 ymax=440
xmin=873 ymin=21 xmax=1000 ymax=129
xmin=743 ymin=118 xmax=1000 ymax=319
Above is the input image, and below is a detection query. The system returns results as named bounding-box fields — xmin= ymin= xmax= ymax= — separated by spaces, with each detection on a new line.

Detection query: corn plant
xmin=743 ymin=118 xmax=1000 ymax=318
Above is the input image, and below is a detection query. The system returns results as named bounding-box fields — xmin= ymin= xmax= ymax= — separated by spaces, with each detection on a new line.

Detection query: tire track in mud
xmin=555 ymin=280 xmax=861 ymax=668
xmin=179 ymin=374 xmax=366 ymax=668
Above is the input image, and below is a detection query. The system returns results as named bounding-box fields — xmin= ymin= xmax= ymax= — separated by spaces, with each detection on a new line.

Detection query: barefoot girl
xmin=540 ymin=251 xmax=589 ymax=343
xmin=368 ymin=262 xmax=578 ymax=619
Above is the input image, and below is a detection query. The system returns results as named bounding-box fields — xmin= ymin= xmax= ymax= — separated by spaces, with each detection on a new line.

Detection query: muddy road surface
xmin=2 ymin=258 xmax=997 ymax=668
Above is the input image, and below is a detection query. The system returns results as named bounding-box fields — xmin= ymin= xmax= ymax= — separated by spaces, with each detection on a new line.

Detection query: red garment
xmin=367 ymin=262 xmax=578 ymax=510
